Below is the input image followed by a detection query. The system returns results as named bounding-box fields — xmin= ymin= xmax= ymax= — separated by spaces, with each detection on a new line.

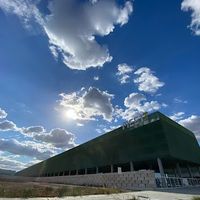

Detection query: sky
xmin=0 ymin=0 xmax=200 ymax=171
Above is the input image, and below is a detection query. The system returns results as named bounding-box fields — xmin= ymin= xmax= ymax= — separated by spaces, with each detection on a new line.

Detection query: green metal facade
xmin=16 ymin=112 xmax=200 ymax=177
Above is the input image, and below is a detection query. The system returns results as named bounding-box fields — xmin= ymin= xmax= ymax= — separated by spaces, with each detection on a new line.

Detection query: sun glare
xmin=65 ymin=109 xmax=78 ymax=120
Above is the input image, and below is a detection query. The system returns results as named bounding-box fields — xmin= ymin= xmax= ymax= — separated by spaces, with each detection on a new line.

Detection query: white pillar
xmin=157 ymin=157 xmax=165 ymax=177
xmin=117 ymin=167 xmax=122 ymax=174
xmin=96 ymin=167 xmax=99 ymax=174
xmin=199 ymin=167 xmax=200 ymax=175
xmin=111 ymin=165 xmax=114 ymax=173
xmin=130 ymin=161 xmax=134 ymax=171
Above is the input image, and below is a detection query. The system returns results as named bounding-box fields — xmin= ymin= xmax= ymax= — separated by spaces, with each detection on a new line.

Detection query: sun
xmin=65 ymin=109 xmax=78 ymax=120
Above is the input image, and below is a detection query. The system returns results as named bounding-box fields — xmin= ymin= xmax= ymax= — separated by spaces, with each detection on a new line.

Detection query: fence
xmin=155 ymin=177 xmax=200 ymax=188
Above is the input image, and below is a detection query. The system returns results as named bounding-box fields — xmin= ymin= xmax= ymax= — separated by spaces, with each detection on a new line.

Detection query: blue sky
xmin=0 ymin=0 xmax=200 ymax=171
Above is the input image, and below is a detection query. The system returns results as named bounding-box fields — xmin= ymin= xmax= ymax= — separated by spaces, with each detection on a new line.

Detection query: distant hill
xmin=0 ymin=169 xmax=16 ymax=176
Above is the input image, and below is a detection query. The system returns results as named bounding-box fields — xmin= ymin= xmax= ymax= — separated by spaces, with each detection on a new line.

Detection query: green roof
xmin=16 ymin=112 xmax=200 ymax=176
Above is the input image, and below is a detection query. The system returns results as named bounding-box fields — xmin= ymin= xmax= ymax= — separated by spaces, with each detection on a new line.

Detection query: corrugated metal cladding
xmin=16 ymin=112 xmax=200 ymax=177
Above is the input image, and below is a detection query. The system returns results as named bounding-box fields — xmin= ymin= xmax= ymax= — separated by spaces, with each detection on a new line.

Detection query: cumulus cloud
xmin=116 ymin=63 xmax=134 ymax=84
xmin=19 ymin=125 xmax=76 ymax=149
xmin=0 ymin=152 xmax=41 ymax=171
xmin=181 ymin=0 xmax=200 ymax=35
xmin=84 ymin=87 xmax=114 ymax=120
xmin=0 ymin=124 xmax=77 ymax=159
xmin=179 ymin=115 xmax=200 ymax=138
xmin=44 ymin=0 xmax=133 ymax=70
xmin=134 ymin=67 xmax=165 ymax=93
xmin=59 ymin=87 xmax=114 ymax=122
xmin=0 ymin=106 xmax=78 ymax=171
xmin=0 ymin=138 xmax=53 ymax=160
xmin=170 ymin=112 xmax=185 ymax=121
xmin=22 ymin=126 xmax=45 ymax=136
xmin=0 ymin=156 xmax=26 ymax=171
xmin=120 ymin=93 xmax=161 ymax=120
xmin=0 ymin=121 xmax=77 ymax=149
xmin=0 ymin=120 xmax=18 ymax=131
xmin=124 ymin=93 xmax=146 ymax=108
xmin=0 ymin=120 xmax=76 ymax=152
xmin=117 ymin=63 xmax=134 ymax=75
xmin=0 ymin=106 xmax=77 ymax=161
xmin=169 ymin=112 xmax=200 ymax=139
xmin=0 ymin=0 xmax=133 ymax=70
xmin=34 ymin=128 xmax=76 ymax=149
xmin=0 ymin=108 xmax=7 ymax=119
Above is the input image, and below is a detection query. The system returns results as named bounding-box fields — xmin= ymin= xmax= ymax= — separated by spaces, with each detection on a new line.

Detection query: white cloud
xmin=119 ymin=74 xmax=130 ymax=84
xmin=0 ymin=107 xmax=78 ymax=171
xmin=20 ymin=126 xmax=76 ymax=149
xmin=169 ymin=112 xmax=200 ymax=140
xmin=103 ymin=125 xmax=120 ymax=133
xmin=0 ymin=121 xmax=77 ymax=150
xmin=34 ymin=128 xmax=76 ymax=149
xmin=0 ymin=120 xmax=18 ymax=131
xmin=44 ymin=0 xmax=132 ymax=70
xmin=170 ymin=112 xmax=185 ymax=121
xmin=93 ymin=76 xmax=99 ymax=81
xmin=0 ymin=108 xmax=7 ymax=119
xmin=179 ymin=115 xmax=200 ymax=138
xmin=49 ymin=45 xmax=59 ymax=59
xmin=124 ymin=93 xmax=146 ymax=108
xmin=0 ymin=138 xmax=53 ymax=160
xmin=96 ymin=128 xmax=102 ymax=134
xmin=120 ymin=93 xmax=162 ymax=120
xmin=0 ymin=0 xmax=133 ymax=70
xmin=117 ymin=1 xmax=133 ymax=26
xmin=116 ymin=63 xmax=134 ymax=84
xmin=161 ymin=103 xmax=168 ymax=108
xmin=0 ymin=110 xmax=76 ymax=152
xmin=174 ymin=97 xmax=188 ymax=104
xmin=134 ymin=67 xmax=165 ymax=93
xmin=77 ymin=123 xmax=84 ymax=127
xmin=117 ymin=63 xmax=134 ymax=75
xmin=0 ymin=124 xmax=77 ymax=159
xmin=181 ymin=0 xmax=200 ymax=35
xmin=58 ymin=87 xmax=114 ymax=122
xmin=20 ymin=125 xmax=76 ymax=149
xmin=22 ymin=126 xmax=45 ymax=136
xmin=0 ymin=156 xmax=26 ymax=171
xmin=0 ymin=0 xmax=43 ymax=29
xmin=0 ymin=152 xmax=41 ymax=171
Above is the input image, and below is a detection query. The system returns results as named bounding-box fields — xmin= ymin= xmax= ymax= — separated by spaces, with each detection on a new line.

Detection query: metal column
xmin=111 ymin=165 xmax=114 ymax=173
xmin=130 ymin=161 xmax=134 ymax=171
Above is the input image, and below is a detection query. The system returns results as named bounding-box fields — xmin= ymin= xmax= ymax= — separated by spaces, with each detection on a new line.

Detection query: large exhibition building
xmin=16 ymin=112 xmax=200 ymax=178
